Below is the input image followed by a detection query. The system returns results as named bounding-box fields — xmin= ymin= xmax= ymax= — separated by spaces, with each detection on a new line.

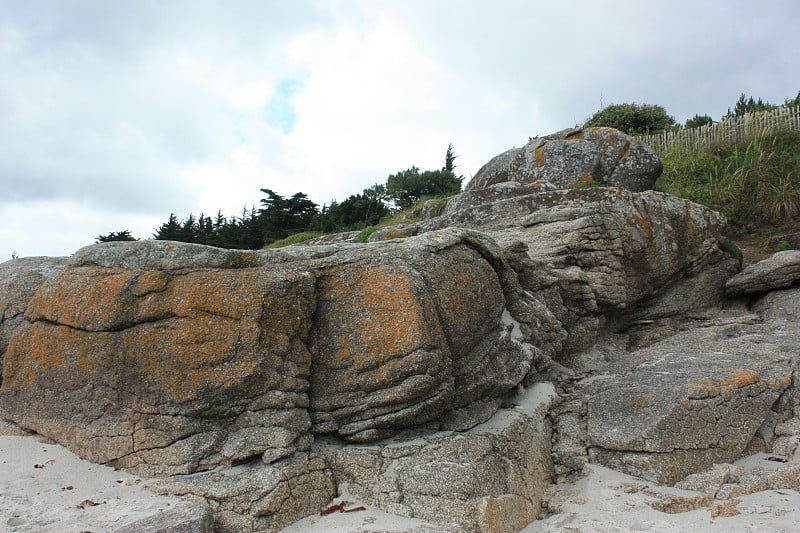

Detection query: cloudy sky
xmin=2 ymin=0 xmax=799 ymax=259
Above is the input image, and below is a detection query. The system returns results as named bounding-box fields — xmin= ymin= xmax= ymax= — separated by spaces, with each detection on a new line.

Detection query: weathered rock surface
xmin=0 ymin=229 xmax=554 ymax=479
xmin=2 ymin=259 xmax=319 ymax=476
xmin=150 ymin=452 xmax=335 ymax=532
xmin=725 ymin=249 xmax=800 ymax=296
xmin=320 ymin=383 xmax=558 ymax=533
xmin=114 ymin=503 xmax=215 ymax=533
xmin=371 ymin=187 xmax=737 ymax=359
xmin=0 ymin=256 xmax=67 ymax=384
xmin=305 ymin=230 xmax=555 ymax=443
xmin=551 ymin=286 xmax=800 ymax=486
xmin=465 ymin=127 xmax=663 ymax=192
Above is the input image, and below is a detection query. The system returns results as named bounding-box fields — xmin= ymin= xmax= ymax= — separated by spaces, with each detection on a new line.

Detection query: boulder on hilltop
xmin=465 ymin=126 xmax=663 ymax=192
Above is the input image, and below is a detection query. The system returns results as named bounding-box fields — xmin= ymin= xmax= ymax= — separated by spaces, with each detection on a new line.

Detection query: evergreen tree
xmin=386 ymin=166 xmax=463 ymax=209
xmin=726 ymin=93 xmax=778 ymax=118
xmin=316 ymin=193 xmax=390 ymax=231
xmin=179 ymin=214 xmax=198 ymax=243
xmin=384 ymin=145 xmax=464 ymax=209
xmin=258 ymin=189 xmax=319 ymax=243
xmin=153 ymin=213 xmax=183 ymax=240
xmin=96 ymin=230 xmax=137 ymax=243
xmin=444 ymin=143 xmax=457 ymax=174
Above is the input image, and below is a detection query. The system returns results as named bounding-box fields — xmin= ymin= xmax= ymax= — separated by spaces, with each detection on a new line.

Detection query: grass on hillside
xmin=656 ymin=127 xmax=800 ymax=236
xmin=265 ymin=231 xmax=324 ymax=249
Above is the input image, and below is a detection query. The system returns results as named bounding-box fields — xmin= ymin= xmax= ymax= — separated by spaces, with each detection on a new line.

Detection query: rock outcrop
xmin=551 ymin=285 xmax=800 ymax=486
xmin=0 ymin=230 xmax=551 ymax=480
xmin=1 ymin=127 xmax=797 ymax=532
xmin=725 ymin=249 xmax=800 ymax=296
xmin=321 ymin=383 xmax=558 ymax=533
xmin=465 ymin=127 xmax=662 ymax=192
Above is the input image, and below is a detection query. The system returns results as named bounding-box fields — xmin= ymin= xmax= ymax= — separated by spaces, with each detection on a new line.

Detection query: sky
xmin=2 ymin=0 xmax=799 ymax=260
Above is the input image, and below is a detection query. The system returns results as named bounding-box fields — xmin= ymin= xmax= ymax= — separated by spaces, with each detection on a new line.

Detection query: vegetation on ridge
xmin=656 ymin=127 xmax=800 ymax=235
xmin=97 ymin=144 xmax=464 ymax=249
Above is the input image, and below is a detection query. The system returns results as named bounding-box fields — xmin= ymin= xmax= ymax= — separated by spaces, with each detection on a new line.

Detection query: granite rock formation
xmin=465 ymin=127 xmax=662 ymax=192
xmin=1 ymin=127 xmax=797 ymax=532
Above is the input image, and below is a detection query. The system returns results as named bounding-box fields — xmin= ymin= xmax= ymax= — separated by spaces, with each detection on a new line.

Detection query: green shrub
xmin=584 ymin=103 xmax=676 ymax=135
xmin=685 ymin=114 xmax=713 ymax=128
xmin=774 ymin=240 xmax=793 ymax=252
xmin=568 ymin=178 xmax=605 ymax=189
xmin=356 ymin=226 xmax=378 ymax=243
xmin=721 ymin=239 xmax=743 ymax=262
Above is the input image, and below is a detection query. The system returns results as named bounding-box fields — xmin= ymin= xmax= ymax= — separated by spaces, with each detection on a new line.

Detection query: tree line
xmin=97 ymin=144 xmax=463 ymax=249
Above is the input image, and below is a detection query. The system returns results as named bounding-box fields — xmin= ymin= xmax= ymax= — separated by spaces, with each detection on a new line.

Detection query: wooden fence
xmin=635 ymin=106 xmax=800 ymax=154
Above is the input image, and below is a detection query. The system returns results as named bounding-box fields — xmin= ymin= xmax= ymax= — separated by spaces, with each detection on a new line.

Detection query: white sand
xmin=0 ymin=435 xmax=190 ymax=532
xmin=522 ymin=460 xmax=800 ymax=533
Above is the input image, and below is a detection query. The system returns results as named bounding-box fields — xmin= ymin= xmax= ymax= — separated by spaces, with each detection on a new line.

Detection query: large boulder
xmin=306 ymin=231 xmax=558 ymax=442
xmin=0 ymin=229 xmax=556 ymax=476
xmin=1 ymin=140 xmax=761 ymax=531
xmin=465 ymin=127 xmax=662 ymax=192
xmin=2 ymin=261 xmax=318 ymax=476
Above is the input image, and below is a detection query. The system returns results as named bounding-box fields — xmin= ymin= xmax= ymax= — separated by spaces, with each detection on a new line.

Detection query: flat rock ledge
xmin=725 ymin=249 xmax=800 ymax=296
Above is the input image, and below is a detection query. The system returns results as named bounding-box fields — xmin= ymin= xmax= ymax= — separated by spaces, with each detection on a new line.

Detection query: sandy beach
xmin=0 ymin=433 xmax=200 ymax=532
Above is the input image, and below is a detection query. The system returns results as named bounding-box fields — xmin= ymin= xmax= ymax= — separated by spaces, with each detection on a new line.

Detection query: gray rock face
xmin=372 ymin=187 xmax=736 ymax=360
xmin=305 ymin=231 xmax=556 ymax=443
xmin=114 ymin=503 xmax=215 ymax=533
xmin=552 ymin=287 xmax=800 ymax=486
xmin=321 ymin=383 xmax=558 ymax=533
xmin=725 ymin=249 xmax=800 ymax=296
xmin=151 ymin=452 xmax=335 ymax=532
xmin=465 ymin=127 xmax=662 ymax=192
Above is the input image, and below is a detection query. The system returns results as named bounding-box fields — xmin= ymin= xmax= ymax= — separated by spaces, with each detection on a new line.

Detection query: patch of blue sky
xmin=263 ymin=78 xmax=305 ymax=134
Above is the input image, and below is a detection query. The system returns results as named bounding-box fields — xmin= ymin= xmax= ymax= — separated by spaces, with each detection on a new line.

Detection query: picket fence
xmin=635 ymin=106 xmax=800 ymax=154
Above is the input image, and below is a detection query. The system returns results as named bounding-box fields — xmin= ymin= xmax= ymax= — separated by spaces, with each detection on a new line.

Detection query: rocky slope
xmin=1 ymin=127 xmax=798 ymax=532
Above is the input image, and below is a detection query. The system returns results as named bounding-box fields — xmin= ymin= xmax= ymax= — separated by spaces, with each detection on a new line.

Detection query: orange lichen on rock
xmin=686 ymin=369 xmax=761 ymax=399
xmin=5 ymin=266 xmax=315 ymax=404
xmin=314 ymin=262 xmax=438 ymax=380
xmin=533 ymin=145 xmax=546 ymax=166
xmin=383 ymin=228 xmax=411 ymax=240
xmin=684 ymin=200 xmax=696 ymax=236
xmin=686 ymin=378 xmax=721 ymax=399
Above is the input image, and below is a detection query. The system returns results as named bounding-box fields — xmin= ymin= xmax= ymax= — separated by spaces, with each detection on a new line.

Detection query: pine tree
xmin=153 ymin=213 xmax=183 ymax=241
xmin=96 ymin=230 xmax=137 ymax=243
